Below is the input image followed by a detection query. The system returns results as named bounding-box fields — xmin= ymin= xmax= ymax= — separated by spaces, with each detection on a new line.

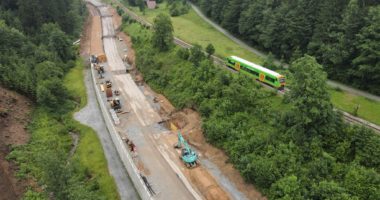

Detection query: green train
xmin=226 ymin=56 xmax=286 ymax=90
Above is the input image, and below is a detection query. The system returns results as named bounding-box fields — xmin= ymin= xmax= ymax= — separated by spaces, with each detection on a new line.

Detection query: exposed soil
xmin=111 ymin=5 xmax=265 ymax=199
xmin=170 ymin=108 xmax=266 ymax=200
xmin=0 ymin=86 xmax=33 ymax=200
xmin=84 ymin=4 xmax=104 ymax=57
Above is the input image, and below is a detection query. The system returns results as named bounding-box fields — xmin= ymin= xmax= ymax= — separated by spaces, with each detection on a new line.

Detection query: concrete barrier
xmin=90 ymin=63 xmax=153 ymax=200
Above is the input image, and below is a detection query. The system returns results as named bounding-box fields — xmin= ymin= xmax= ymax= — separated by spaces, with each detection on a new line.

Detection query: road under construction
xmin=108 ymin=0 xmax=380 ymax=134
xmin=81 ymin=0 xmax=380 ymax=199
xmin=82 ymin=1 xmax=243 ymax=200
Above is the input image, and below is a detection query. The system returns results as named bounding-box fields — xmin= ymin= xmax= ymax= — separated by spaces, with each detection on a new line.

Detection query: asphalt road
xmin=74 ymin=69 xmax=139 ymax=200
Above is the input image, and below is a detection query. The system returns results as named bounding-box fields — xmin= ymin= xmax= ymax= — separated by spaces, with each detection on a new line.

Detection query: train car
xmin=226 ymin=56 xmax=285 ymax=90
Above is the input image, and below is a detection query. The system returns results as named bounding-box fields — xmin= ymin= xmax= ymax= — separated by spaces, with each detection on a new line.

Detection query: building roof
xmin=146 ymin=0 xmax=156 ymax=9
xmin=230 ymin=56 xmax=281 ymax=77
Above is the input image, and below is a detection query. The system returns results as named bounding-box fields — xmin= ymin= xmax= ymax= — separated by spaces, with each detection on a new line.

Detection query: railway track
xmin=112 ymin=0 xmax=380 ymax=133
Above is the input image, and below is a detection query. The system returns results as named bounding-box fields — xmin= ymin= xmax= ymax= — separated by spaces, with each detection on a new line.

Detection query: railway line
xmin=110 ymin=0 xmax=380 ymax=134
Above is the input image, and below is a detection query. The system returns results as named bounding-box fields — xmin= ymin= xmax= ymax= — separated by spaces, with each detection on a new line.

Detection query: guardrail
xmin=86 ymin=0 xmax=154 ymax=198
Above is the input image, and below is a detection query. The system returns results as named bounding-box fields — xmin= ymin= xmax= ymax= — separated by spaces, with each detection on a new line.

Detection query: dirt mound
xmin=0 ymin=86 xmax=33 ymax=200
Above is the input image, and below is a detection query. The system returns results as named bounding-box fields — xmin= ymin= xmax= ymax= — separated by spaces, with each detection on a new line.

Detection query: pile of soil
xmin=0 ymin=86 xmax=33 ymax=200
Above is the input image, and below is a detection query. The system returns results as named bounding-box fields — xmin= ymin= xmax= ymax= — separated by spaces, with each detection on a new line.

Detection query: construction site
xmin=81 ymin=0 xmax=265 ymax=199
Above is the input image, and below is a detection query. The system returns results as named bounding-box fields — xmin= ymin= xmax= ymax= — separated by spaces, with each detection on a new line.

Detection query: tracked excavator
xmin=174 ymin=132 xmax=198 ymax=168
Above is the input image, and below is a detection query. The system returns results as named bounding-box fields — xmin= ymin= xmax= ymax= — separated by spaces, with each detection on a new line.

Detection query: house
xmin=145 ymin=0 xmax=156 ymax=9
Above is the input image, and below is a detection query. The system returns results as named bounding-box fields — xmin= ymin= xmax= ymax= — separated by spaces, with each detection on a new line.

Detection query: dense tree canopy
xmin=192 ymin=0 xmax=380 ymax=95
xmin=0 ymin=0 xmax=85 ymax=106
xmin=124 ymin=20 xmax=380 ymax=199
xmin=152 ymin=14 xmax=174 ymax=51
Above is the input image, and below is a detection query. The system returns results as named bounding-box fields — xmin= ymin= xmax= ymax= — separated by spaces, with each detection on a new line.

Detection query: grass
xmin=64 ymin=60 xmax=88 ymax=108
xmin=122 ymin=2 xmax=380 ymax=126
xmin=126 ymin=2 xmax=263 ymax=64
xmin=9 ymin=59 xmax=119 ymax=200
xmin=64 ymin=59 xmax=119 ymax=200
xmin=329 ymin=88 xmax=380 ymax=125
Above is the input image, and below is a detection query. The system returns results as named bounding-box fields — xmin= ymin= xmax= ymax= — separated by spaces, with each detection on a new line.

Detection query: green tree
xmin=152 ymin=14 xmax=173 ymax=51
xmin=137 ymin=0 xmax=145 ymax=12
xmin=35 ymin=61 xmax=64 ymax=82
xmin=262 ymin=52 xmax=276 ymax=70
xmin=39 ymin=23 xmax=73 ymax=61
xmin=287 ymin=55 xmax=337 ymax=141
xmin=269 ymin=175 xmax=303 ymax=200
xmin=352 ymin=6 xmax=380 ymax=94
xmin=343 ymin=165 xmax=380 ymax=199
xmin=205 ymin=43 xmax=215 ymax=58
xmin=188 ymin=44 xmax=205 ymax=66
xmin=310 ymin=180 xmax=355 ymax=200
xmin=36 ymin=78 xmax=67 ymax=108
xmin=221 ymin=0 xmax=243 ymax=34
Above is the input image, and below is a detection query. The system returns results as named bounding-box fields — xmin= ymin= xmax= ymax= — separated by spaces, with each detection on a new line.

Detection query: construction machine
xmin=110 ymin=98 xmax=122 ymax=112
xmin=105 ymin=80 xmax=112 ymax=88
xmin=174 ymin=132 xmax=198 ymax=168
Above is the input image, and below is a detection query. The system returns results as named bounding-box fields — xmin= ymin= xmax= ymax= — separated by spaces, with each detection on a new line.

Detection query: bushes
xmin=168 ymin=0 xmax=190 ymax=17
xmin=124 ymin=21 xmax=380 ymax=199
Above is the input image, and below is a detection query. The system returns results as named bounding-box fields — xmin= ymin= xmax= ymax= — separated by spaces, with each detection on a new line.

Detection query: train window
xmin=247 ymin=68 xmax=259 ymax=76
xmin=265 ymin=76 xmax=275 ymax=83
xmin=227 ymin=59 xmax=235 ymax=65
xmin=279 ymin=77 xmax=285 ymax=83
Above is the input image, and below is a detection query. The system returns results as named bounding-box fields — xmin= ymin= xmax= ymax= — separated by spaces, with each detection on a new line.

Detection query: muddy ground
xmin=0 ymin=87 xmax=33 ymax=200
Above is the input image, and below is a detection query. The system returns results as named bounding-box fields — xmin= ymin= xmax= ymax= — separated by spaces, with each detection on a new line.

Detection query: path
xmin=190 ymin=3 xmax=380 ymax=102
xmin=74 ymin=69 xmax=139 ymax=200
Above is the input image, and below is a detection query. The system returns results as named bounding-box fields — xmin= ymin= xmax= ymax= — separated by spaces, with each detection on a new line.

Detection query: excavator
xmin=174 ymin=132 xmax=198 ymax=168
xmin=110 ymin=98 xmax=122 ymax=113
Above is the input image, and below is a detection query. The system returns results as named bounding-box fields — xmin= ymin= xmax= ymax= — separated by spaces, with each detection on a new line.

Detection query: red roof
xmin=146 ymin=0 xmax=156 ymax=9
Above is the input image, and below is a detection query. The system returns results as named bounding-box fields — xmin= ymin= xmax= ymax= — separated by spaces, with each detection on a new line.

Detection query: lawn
xmin=126 ymin=2 xmax=263 ymax=64
xmin=120 ymin=1 xmax=380 ymax=126
xmin=329 ymin=88 xmax=380 ymax=125
xmin=64 ymin=60 xmax=119 ymax=200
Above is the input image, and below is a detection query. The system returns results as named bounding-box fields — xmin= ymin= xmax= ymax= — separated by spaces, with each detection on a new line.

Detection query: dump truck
xmin=106 ymin=88 xmax=113 ymax=98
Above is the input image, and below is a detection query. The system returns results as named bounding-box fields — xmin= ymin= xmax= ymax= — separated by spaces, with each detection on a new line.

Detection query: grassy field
xmin=121 ymin=2 xmax=380 ymax=126
xmin=127 ymin=2 xmax=263 ymax=64
xmin=64 ymin=60 xmax=119 ymax=200
xmin=329 ymin=88 xmax=380 ymax=125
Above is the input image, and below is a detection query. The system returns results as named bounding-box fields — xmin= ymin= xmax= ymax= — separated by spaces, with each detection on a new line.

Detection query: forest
xmin=122 ymin=13 xmax=380 ymax=199
xmin=191 ymin=0 xmax=380 ymax=95
xmin=0 ymin=0 xmax=117 ymax=199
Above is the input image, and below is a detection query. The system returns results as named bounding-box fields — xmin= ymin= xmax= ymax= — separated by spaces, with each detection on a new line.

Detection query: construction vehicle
xmin=95 ymin=64 xmax=105 ymax=79
xmin=90 ymin=55 xmax=98 ymax=64
xmin=110 ymin=98 xmax=122 ymax=112
xmin=174 ymin=132 xmax=198 ymax=168
xmin=106 ymin=88 xmax=113 ymax=98
xmin=105 ymin=80 xmax=112 ymax=88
